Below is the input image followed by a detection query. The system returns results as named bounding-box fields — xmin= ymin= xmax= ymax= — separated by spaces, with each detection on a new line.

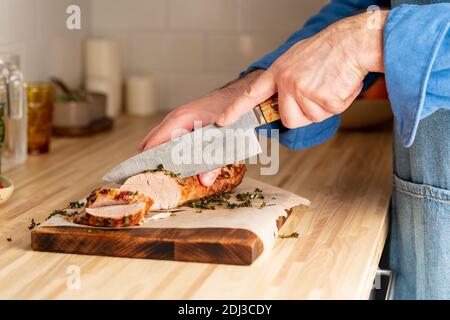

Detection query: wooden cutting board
xmin=31 ymin=178 xmax=309 ymax=265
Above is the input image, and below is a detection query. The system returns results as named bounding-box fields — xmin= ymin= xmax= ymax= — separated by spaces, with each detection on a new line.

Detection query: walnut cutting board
xmin=31 ymin=178 xmax=309 ymax=265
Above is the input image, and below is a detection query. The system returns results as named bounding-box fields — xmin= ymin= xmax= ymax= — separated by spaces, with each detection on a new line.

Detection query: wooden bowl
xmin=0 ymin=176 xmax=14 ymax=205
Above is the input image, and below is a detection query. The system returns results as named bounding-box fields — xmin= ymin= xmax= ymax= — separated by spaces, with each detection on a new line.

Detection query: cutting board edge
xmin=30 ymin=203 xmax=297 ymax=265
xmin=31 ymin=226 xmax=265 ymax=265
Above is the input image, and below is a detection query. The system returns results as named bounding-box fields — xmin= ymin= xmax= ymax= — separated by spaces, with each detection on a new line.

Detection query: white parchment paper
xmin=38 ymin=178 xmax=310 ymax=249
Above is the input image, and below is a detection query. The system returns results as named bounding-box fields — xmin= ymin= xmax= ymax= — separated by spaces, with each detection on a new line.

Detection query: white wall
xmin=0 ymin=0 xmax=90 ymax=88
xmin=90 ymin=0 xmax=328 ymax=110
xmin=1 ymin=0 xmax=327 ymax=111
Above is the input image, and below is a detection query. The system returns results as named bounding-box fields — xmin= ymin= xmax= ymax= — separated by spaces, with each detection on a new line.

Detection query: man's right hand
xmin=138 ymin=69 xmax=264 ymax=187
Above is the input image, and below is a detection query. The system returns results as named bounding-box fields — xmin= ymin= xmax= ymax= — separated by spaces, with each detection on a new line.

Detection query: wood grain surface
xmin=0 ymin=115 xmax=392 ymax=299
xmin=259 ymin=96 xmax=280 ymax=123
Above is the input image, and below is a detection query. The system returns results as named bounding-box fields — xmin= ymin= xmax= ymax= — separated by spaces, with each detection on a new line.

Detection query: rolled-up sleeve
xmin=241 ymin=0 xmax=387 ymax=150
xmin=384 ymin=3 xmax=450 ymax=147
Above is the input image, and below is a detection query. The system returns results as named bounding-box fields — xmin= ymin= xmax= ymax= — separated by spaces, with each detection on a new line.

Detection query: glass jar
xmin=27 ymin=83 xmax=53 ymax=154
xmin=0 ymin=53 xmax=27 ymax=170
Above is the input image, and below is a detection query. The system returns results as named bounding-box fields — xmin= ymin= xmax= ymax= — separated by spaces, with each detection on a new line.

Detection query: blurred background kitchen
xmin=0 ymin=0 xmax=391 ymax=190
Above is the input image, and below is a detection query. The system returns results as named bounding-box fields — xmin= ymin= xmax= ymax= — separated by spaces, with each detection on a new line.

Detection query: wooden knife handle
xmin=257 ymin=95 xmax=280 ymax=124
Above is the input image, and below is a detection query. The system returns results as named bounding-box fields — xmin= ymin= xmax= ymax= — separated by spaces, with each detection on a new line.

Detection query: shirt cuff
xmin=384 ymin=3 xmax=450 ymax=147
xmin=255 ymin=115 xmax=341 ymax=150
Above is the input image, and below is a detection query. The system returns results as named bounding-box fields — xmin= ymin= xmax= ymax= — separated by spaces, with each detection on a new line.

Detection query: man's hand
xmin=217 ymin=11 xmax=388 ymax=128
xmin=140 ymin=11 xmax=388 ymax=187
xmin=139 ymin=70 xmax=264 ymax=187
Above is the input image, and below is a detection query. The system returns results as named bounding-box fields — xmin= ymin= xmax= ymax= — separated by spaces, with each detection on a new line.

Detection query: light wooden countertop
xmin=0 ymin=115 xmax=392 ymax=299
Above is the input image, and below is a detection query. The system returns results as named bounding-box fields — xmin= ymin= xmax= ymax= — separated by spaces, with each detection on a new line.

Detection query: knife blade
xmin=103 ymin=96 xmax=280 ymax=183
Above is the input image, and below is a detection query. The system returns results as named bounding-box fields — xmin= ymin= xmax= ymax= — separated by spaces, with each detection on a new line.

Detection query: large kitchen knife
xmin=103 ymin=96 xmax=280 ymax=184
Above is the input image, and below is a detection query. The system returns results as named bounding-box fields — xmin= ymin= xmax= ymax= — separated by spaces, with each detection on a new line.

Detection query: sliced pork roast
xmin=120 ymin=164 xmax=246 ymax=210
xmin=74 ymin=188 xmax=153 ymax=227
xmin=74 ymin=164 xmax=245 ymax=227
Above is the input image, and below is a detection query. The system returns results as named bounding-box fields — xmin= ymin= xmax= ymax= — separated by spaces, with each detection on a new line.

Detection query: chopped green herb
xmin=236 ymin=191 xmax=264 ymax=202
xmin=189 ymin=199 xmax=215 ymax=210
xmin=95 ymin=220 xmax=102 ymax=227
xmin=152 ymin=164 xmax=164 ymax=172
xmin=188 ymin=193 xmax=233 ymax=210
xmin=188 ymin=189 xmax=266 ymax=210
xmin=227 ymin=199 xmax=252 ymax=209
xmin=259 ymin=202 xmax=266 ymax=209
xmin=205 ymin=193 xmax=231 ymax=204
xmin=278 ymin=232 xmax=300 ymax=239
xmin=166 ymin=171 xmax=180 ymax=178
xmin=170 ymin=213 xmax=177 ymax=217
xmin=195 ymin=210 xmax=202 ymax=213
xmin=28 ymin=218 xmax=40 ymax=230
xmin=68 ymin=201 xmax=85 ymax=209
xmin=126 ymin=190 xmax=139 ymax=196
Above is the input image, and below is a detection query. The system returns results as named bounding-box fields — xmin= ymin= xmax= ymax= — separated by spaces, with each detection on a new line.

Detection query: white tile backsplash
xmin=126 ymin=32 xmax=205 ymax=74
xmin=165 ymin=72 xmax=237 ymax=110
xmin=0 ymin=0 xmax=90 ymax=87
xmin=168 ymin=0 xmax=238 ymax=31
xmin=1 ymin=0 xmax=327 ymax=110
xmin=0 ymin=0 xmax=10 ymax=45
xmin=6 ymin=0 xmax=38 ymax=44
xmin=204 ymin=32 xmax=290 ymax=74
xmin=238 ymin=0 xmax=328 ymax=32
xmin=90 ymin=0 xmax=167 ymax=32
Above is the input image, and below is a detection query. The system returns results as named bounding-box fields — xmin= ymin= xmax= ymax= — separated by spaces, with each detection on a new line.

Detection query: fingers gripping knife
xmin=103 ymin=96 xmax=280 ymax=184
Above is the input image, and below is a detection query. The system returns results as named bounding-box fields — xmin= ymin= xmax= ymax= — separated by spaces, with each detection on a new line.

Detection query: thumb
xmin=216 ymin=70 xmax=276 ymax=126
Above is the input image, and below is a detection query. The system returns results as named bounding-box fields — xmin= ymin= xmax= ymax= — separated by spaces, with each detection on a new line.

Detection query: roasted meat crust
xmin=178 ymin=164 xmax=246 ymax=207
xmin=74 ymin=207 xmax=146 ymax=228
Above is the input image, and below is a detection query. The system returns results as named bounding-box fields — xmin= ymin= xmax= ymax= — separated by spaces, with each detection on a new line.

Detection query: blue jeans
xmin=390 ymin=109 xmax=450 ymax=299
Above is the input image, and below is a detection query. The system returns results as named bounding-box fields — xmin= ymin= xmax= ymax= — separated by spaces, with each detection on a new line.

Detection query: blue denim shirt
xmin=243 ymin=1 xmax=450 ymax=149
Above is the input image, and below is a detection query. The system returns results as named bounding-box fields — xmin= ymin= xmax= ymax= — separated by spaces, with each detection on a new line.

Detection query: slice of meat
xmin=86 ymin=188 xmax=153 ymax=208
xmin=120 ymin=164 xmax=246 ymax=210
xmin=74 ymin=188 xmax=154 ymax=227
xmin=76 ymin=203 xmax=147 ymax=227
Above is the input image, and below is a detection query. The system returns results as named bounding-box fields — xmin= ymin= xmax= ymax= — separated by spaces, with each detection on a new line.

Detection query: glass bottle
xmin=27 ymin=82 xmax=53 ymax=154
xmin=0 ymin=53 xmax=27 ymax=170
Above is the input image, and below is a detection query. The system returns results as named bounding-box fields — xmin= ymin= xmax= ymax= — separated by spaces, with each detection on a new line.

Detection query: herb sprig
xmin=29 ymin=203 xmax=84 ymax=231
xmin=188 ymin=188 xmax=269 ymax=211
